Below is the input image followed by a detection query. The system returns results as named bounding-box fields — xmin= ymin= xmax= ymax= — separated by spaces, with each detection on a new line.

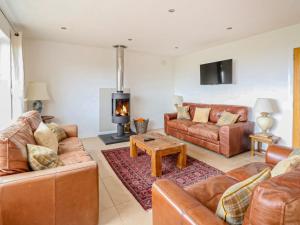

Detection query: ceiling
xmin=1 ymin=0 xmax=300 ymax=56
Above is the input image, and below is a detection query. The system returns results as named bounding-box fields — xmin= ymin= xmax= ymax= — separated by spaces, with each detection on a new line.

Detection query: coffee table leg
xmin=151 ymin=152 xmax=162 ymax=177
xmin=177 ymin=145 xmax=187 ymax=169
xmin=130 ymin=137 xmax=137 ymax=158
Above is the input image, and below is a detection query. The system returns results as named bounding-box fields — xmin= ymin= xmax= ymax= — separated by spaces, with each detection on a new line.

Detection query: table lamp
xmin=26 ymin=82 xmax=50 ymax=113
xmin=173 ymin=95 xmax=183 ymax=110
xmin=254 ymin=98 xmax=274 ymax=137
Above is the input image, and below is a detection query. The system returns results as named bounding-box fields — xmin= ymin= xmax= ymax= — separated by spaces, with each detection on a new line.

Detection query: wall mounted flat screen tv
xmin=200 ymin=59 xmax=232 ymax=85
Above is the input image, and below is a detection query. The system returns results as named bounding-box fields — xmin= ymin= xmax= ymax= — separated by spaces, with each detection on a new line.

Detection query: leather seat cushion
xmin=226 ymin=162 xmax=272 ymax=182
xmin=167 ymin=119 xmax=195 ymax=132
xmin=58 ymin=137 xmax=84 ymax=154
xmin=188 ymin=123 xmax=220 ymax=142
xmin=59 ymin=150 xmax=92 ymax=165
xmin=185 ymin=175 xmax=238 ymax=212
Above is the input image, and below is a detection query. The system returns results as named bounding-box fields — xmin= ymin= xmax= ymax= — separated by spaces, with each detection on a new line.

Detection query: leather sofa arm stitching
xmin=0 ymin=161 xmax=97 ymax=184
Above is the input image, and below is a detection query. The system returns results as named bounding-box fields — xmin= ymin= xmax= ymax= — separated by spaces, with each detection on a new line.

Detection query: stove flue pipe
xmin=113 ymin=45 xmax=127 ymax=92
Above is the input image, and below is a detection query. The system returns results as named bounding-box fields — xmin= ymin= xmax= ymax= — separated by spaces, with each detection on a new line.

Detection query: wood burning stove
xmin=98 ymin=45 xmax=135 ymax=144
xmin=112 ymin=92 xmax=130 ymax=138
xmin=111 ymin=45 xmax=131 ymax=139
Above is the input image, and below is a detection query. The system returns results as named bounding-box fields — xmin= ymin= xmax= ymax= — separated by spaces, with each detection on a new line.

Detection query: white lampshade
xmin=26 ymin=82 xmax=50 ymax=101
xmin=254 ymin=98 xmax=274 ymax=113
xmin=173 ymin=95 xmax=183 ymax=105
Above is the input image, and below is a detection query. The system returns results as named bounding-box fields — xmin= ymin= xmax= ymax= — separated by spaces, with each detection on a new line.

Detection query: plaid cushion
xmin=216 ymin=168 xmax=271 ymax=225
xmin=27 ymin=144 xmax=64 ymax=171
xmin=47 ymin=123 xmax=67 ymax=142
xmin=177 ymin=106 xmax=191 ymax=120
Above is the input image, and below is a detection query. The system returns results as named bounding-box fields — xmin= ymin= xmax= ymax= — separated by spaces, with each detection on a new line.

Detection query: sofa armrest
xmin=0 ymin=161 xmax=99 ymax=225
xmin=164 ymin=112 xmax=177 ymax=121
xmin=219 ymin=121 xmax=254 ymax=157
xmin=164 ymin=113 xmax=177 ymax=134
xmin=60 ymin=124 xmax=78 ymax=137
xmin=152 ymin=179 xmax=226 ymax=225
xmin=266 ymin=145 xmax=292 ymax=165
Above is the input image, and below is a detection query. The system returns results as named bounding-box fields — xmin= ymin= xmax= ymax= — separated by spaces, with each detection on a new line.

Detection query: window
xmin=0 ymin=30 xmax=11 ymax=128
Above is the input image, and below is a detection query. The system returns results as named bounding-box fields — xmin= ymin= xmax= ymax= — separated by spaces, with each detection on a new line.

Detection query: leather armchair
xmin=152 ymin=145 xmax=299 ymax=225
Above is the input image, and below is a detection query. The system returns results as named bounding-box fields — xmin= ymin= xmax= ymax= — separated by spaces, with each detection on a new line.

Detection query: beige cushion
xmin=47 ymin=123 xmax=67 ymax=142
xmin=271 ymin=155 xmax=300 ymax=177
xmin=217 ymin=111 xmax=240 ymax=126
xmin=216 ymin=168 xmax=271 ymax=225
xmin=27 ymin=144 xmax=64 ymax=171
xmin=177 ymin=106 xmax=191 ymax=120
xmin=193 ymin=107 xmax=211 ymax=123
xmin=34 ymin=122 xmax=58 ymax=153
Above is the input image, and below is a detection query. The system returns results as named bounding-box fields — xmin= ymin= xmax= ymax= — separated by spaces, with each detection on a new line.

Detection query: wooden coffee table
xmin=130 ymin=132 xmax=187 ymax=177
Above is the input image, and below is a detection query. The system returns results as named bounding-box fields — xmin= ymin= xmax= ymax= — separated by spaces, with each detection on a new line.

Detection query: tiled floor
xmin=82 ymin=130 xmax=264 ymax=225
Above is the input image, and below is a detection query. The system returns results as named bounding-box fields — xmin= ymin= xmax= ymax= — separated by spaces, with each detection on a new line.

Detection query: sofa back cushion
xmin=183 ymin=103 xmax=248 ymax=123
xmin=0 ymin=121 xmax=36 ymax=176
xmin=18 ymin=110 xmax=42 ymax=132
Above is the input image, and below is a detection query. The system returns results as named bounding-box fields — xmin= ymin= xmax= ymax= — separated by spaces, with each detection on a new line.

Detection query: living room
xmin=0 ymin=1 xmax=300 ymax=225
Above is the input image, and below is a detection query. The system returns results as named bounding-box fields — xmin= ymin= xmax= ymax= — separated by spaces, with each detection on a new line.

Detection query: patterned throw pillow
xmin=271 ymin=155 xmax=300 ymax=177
xmin=216 ymin=168 xmax=271 ymax=225
xmin=18 ymin=110 xmax=42 ymax=132
xmin=34 ymin=122 xmax=58 ymax=153
xmin=217 ymin=111 xmax=240 ymax=126
xmin=193 ymin=107 xmax=211 ymax=123
xmin=177 ymin=106 xmax=191 ymax=120
xmin=47 ymin=123 xmax=67 ymax=142
xmin=27 ymin=144 xmax=64 ymax=171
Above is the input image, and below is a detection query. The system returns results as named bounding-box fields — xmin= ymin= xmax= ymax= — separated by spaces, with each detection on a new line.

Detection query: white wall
xmin=23 ymin=39 xmax=174 ymax=137
xmin=174 ymin=24 xmax=300 ymax=145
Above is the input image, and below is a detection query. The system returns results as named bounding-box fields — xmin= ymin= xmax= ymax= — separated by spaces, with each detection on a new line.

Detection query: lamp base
xmin=32 ymin=100 xmax=43 ymax=113
xmin=256 ymin=113 xmax=273 ymax=135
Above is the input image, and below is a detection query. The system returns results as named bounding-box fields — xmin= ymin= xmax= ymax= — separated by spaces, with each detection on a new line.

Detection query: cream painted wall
xmin=23 ymin=39 xmax=174 ymax=137
xmin=174 ymin=24 xmax=300 ymax=145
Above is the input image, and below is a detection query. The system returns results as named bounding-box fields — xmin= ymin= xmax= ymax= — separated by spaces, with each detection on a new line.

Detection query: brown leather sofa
xmin=152 ymin=145 xmax=300 ymax=225
xmin=0 ymin=111 xmax=99 ymax=225
xmin=164 ymin=103 xmax=254 ymax=157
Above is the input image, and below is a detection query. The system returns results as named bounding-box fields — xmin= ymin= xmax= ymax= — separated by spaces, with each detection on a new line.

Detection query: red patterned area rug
xmin=102 ymin=147 xmax=223 ymax=210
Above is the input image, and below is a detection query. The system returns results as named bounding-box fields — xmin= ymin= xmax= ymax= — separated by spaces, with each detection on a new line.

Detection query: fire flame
xmin=116 ymin=101 xmax=129 ymax=116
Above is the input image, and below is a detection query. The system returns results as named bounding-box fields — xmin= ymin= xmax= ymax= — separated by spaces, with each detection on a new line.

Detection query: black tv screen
xmin=200 ymin=59 xmax=232 ymax=85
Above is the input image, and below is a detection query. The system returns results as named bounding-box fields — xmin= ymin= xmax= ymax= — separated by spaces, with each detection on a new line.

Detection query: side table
xmin=41 ymin=115 xmax=55 ymax=123
xmin=250 ymin=134 xmax=280 ymax=156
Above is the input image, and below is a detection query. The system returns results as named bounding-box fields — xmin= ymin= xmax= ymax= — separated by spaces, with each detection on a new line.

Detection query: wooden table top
xmin=249 ymin=134 xmax=280 ymax=143
xmin=131 ymin=132 xmax=185 ymax=151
